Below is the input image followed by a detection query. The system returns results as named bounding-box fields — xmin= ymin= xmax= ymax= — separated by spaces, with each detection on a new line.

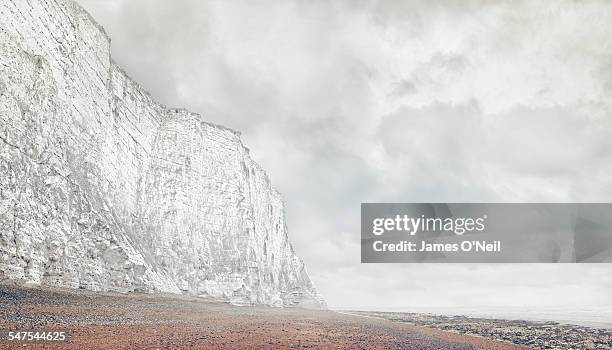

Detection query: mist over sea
xmin=335 ymin=307 xmax=612 ymax=329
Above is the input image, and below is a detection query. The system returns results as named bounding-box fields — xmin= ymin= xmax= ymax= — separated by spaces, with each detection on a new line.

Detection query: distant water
xmin=455 ymin=309 xmax=612 ymax=329
xmin=335 ymin=307 xmax=612 ymax=329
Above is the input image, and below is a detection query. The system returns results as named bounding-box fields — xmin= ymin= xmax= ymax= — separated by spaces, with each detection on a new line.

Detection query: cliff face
xmin=0 ymin=0 xmax=324 ymax=308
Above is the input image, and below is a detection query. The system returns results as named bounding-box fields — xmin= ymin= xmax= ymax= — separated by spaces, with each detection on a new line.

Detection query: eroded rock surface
xmin=0 ymin=0 xmax=324 ymax=308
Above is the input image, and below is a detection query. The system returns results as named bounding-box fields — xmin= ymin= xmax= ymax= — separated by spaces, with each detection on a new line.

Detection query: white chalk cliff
xmin=0 ymin=0 xmax=324 ymax=308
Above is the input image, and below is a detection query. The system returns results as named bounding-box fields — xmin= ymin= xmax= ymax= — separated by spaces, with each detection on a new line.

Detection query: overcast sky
xmin=77 ymin=0 xmax=612 ymax=314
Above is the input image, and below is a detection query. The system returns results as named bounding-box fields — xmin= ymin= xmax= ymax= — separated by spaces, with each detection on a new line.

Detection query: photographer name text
xmin=372 ymin=240 xmax=501 ymax=253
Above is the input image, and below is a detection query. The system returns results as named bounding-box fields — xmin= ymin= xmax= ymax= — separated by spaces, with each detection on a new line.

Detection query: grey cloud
xmin=391 ymin=80 xmax=416 ymax=97
xmin=376 ymin=102 xmax=612 ymax=201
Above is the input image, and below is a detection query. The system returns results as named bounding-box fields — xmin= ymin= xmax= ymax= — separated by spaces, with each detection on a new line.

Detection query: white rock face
xmin=0 ymin=0 xmax=324 ymax=308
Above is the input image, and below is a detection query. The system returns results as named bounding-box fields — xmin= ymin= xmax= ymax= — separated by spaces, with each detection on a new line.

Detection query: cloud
xmin=375 ymin=102 xmax=612 ymax=202
xmin=78 ymin=0 xmax=612 ymax=313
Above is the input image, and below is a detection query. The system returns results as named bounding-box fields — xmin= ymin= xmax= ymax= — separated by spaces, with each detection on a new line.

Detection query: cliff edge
xmin=0 ymin=0 xmax=325 ymax=308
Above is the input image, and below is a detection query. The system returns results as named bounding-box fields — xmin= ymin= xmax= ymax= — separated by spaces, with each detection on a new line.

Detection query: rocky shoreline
xmin=348 ymin=311 xmax=611 ymax=350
